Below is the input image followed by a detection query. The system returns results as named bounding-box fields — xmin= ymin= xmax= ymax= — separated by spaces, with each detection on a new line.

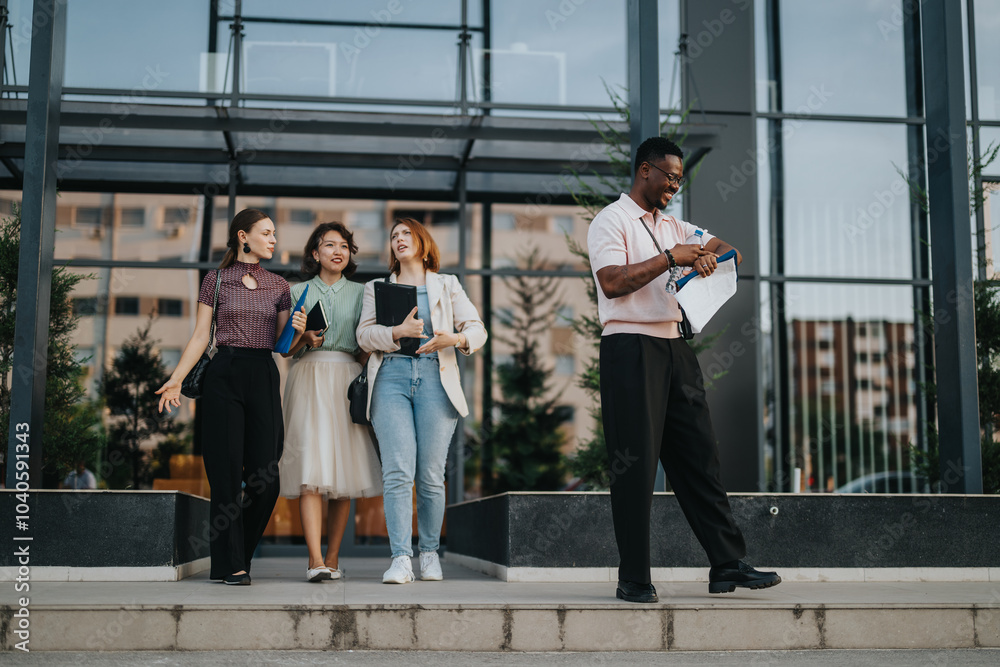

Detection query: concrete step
xmin=3 ymin=557 xmax=999 ymax=652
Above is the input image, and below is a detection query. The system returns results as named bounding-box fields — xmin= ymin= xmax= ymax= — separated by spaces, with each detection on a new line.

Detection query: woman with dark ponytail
xmin=156 ymin=208 xmax=307 ymax=586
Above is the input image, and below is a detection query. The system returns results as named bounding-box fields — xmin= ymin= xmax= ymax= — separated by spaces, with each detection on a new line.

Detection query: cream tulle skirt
xmin=279 ymin=351 xmax=382 ymax=499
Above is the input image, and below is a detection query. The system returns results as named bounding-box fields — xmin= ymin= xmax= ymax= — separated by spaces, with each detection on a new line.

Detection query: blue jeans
xmin=371 ymin=355 xmax=458 ymax=558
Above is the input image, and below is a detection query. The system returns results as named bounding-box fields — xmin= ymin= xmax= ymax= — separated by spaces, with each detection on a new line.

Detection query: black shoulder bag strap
xmin=207 ymin=269 xmax=222 ymax=354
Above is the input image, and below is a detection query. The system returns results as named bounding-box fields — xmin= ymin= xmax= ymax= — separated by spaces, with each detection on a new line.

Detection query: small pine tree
xmin=904 ymin=141 xmax=1000 ymax=493
xmin=490 ymin=247 xmax=569 ymax=492
xmin=0 ymin=203 xmax=105 ymax=486
xmin=101 ymin=315 xmax=182 ymax=489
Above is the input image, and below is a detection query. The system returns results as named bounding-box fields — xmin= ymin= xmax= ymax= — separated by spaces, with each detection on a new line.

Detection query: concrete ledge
xmin=0 ymin=490 xmax=210 ymax=580
xmin=447 ymin=492 xmax=1000 ymax=571
xmin=0 ymin=557 xmax=209 ymax=582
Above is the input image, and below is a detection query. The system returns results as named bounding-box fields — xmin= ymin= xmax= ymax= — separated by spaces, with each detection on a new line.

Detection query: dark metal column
xmin=627 ymin=0 xmax=661 ymax=490
xmin=480 ymin=201 xmax=494 ymax=495
xmin=764 ymin=0 xmax=791 ymax=492
xmin=627 ymin=0 xmax=659 ymax=161
xmin=5 ymin=0 xmax=66 ymax=488
xmin=481 ymin=0 xmax=492 ymax=109
xmin=449 ymin=152 xmax=470 ymax=505
xmin=229 ymin=0 xmax=243 ymax=108
xmin=920 ymin=0 xmax=982 ymax=493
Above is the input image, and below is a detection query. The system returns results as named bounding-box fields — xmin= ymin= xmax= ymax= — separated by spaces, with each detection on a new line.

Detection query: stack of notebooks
xmin=273 ymin=280 xmax=424 ymax=354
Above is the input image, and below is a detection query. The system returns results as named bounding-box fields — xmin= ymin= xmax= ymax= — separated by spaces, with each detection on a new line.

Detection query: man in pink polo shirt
xmin=588 ymin=136 xmax=780 ymax=602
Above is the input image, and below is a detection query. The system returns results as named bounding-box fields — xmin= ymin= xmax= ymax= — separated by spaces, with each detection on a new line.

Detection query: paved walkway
xmin=8 ymin=556 xmax=1000 ymax=608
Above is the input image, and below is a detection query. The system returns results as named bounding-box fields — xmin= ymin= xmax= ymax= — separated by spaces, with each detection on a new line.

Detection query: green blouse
xmin=289 ymin=275 xmax=364 ymax=358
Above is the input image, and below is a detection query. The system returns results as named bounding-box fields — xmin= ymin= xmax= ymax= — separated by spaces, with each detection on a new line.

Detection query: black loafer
xmin=616 ymin=580 xmax=658 ymax=603
xmin=222 ymin=572 xmax=251 ymax=586
xmin=708 ymin=561 xmax=780 ymax=594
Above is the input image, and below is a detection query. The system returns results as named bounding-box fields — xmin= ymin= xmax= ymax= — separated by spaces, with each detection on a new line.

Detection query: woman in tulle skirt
xmin=279 ymin=222 xmax=382 ymax=582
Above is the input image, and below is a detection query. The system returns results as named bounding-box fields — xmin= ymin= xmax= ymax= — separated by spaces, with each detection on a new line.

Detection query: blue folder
xmin=274 ymin=284 xmax=309 ymax=354
xmin=675 ymin=249 xmax=738 ymax=290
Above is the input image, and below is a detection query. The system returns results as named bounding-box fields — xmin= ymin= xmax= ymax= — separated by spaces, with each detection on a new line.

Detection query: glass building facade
xmin=1 ymin=1 xmax=996 ymax=507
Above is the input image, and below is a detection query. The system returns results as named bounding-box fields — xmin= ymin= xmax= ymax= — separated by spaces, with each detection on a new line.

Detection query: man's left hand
xmin=693 ymin=253 xmax=718 ymax=277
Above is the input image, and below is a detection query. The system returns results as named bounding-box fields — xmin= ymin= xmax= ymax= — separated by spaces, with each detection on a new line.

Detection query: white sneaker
xmin=306 ymin=566 xmax=332 ymax=583
xmin=382 ymin=556 xmax=414 ymax=584
xmin=419 ymin=551 xmax=443 ymax=581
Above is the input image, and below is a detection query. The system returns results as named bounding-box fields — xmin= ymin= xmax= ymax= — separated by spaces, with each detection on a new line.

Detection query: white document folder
xmin=673 ymin=249 xmax=738 ymax=333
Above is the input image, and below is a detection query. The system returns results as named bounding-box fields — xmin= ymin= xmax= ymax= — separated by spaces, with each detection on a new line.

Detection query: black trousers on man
xmin=600 ymin=333 xmax=746 ymax=585
xmin=201 ymin=347 xmax=283 ymax=580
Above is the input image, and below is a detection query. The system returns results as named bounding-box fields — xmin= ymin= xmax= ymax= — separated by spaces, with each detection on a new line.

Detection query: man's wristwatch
xmin=664 ymin=248 xmax=677 ymax=269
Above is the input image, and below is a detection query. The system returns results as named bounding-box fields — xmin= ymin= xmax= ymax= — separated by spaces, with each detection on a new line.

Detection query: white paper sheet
xmin=673 ymin=254 xmax=738 ymax=333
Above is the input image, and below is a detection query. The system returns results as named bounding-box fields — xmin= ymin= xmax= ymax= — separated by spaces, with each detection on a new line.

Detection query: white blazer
xmin=356 ymin=271 xmax=487 ymax=419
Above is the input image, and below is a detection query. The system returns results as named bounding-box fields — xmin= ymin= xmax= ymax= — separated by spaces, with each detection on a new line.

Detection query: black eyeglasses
xmin=645 ymin=161 xmax=685 ymax=186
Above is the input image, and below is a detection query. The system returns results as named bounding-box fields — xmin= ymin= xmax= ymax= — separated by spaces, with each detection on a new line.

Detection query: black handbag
xmin=180 ymin=271 xmax=222 ymax=399
xmin=347 ymin=365 xmax=369 ymax=425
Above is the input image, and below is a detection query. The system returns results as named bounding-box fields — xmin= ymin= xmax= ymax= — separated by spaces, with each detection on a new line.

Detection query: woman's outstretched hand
xmin=415 ymin=330 xmax=460 ymax=355
xmin=155 ymin=378 xmax=182 ymax=414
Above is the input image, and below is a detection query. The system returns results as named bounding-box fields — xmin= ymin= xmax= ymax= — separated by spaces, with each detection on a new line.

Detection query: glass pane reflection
xmin=64 ymin=0 xmax=208 ymax=92
xmin=778 ymin=283 xmax=921 ymax=493
xmin=239 ymin=23 xmax=466 ymax=101
xmin=974 ymin=0 xmax=1000 ymax=120
xmin=489 ymin=0 xmax=626 ymax=107
xmin=780 ymin=121 xmax=913 ymax=279
xmin=776 ymin=0 xmax=909 ymax=117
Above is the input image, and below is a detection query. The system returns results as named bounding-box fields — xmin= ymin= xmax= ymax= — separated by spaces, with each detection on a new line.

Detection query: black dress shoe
xmin=708 ymin=560 xmax=780 ymax=594
xmin=616 ymin=580 xmax=658 ymax=603
xmin=222 ymin=572 xmax=251 ymax=586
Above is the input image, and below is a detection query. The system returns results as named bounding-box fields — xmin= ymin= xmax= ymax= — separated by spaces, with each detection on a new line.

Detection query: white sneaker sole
xmin=420 ymin=572 xmax=443 ymax=581
xmin=382 ymin=573 xmax=414 ymax=584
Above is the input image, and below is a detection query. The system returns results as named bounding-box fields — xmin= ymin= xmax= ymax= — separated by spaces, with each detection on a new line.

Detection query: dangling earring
xmin=243 ymin=241 xmax=251 ymax=254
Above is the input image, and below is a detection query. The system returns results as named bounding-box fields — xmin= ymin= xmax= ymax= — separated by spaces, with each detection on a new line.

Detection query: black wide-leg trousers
xmin=600 ymin=333 xmax=746 ymax=585
xmin=201 ymin=347 xmax=283 ymax=579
